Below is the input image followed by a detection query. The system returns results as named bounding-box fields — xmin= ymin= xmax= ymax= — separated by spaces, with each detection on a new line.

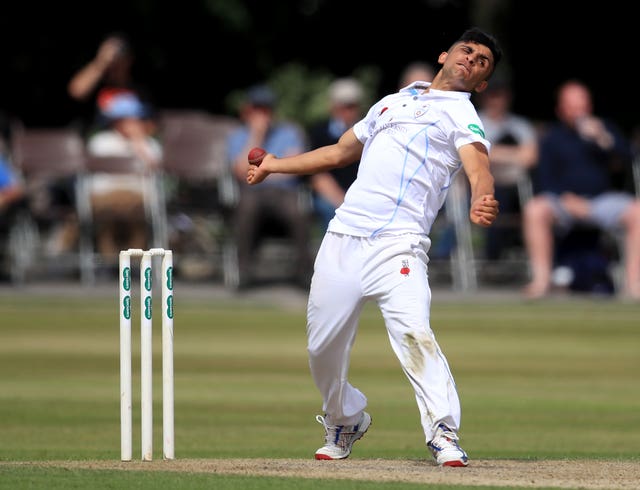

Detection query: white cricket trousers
xmin=306 ymin=231 xmax=461 ymax=443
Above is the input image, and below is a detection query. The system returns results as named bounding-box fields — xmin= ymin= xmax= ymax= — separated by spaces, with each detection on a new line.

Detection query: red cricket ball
xmin=248 ymin=147 xmax=266 ymax=166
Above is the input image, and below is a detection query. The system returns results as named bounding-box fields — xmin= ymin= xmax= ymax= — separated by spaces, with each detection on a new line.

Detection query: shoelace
xmin=437 ymin=425 xmax=459 ymax=442
xmin=430 ymin=424 xmax=462 ymax=451
xmin=316 ymin=415 xmax=357 ymax=448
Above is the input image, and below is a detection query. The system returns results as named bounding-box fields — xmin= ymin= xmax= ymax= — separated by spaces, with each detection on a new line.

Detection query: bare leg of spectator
xmin=621 ymin=200 xmax=640 ymax=299
xmin=522 ymin=196 xmax=555 ymax=298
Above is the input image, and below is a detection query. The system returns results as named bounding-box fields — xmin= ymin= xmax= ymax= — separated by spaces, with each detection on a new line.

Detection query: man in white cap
xmin=309 ymin=78 xmax=365 ymax=232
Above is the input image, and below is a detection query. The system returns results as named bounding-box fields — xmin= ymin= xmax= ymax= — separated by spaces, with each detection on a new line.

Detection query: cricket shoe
xmin=314 ymin=411 xmax=372 ymax=460
xmin=427 ymin=423 xmax=469 ymax=467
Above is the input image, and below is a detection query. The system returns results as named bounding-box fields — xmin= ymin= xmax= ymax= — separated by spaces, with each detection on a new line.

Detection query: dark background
xmin=0 ymin=0 xmax=636 ymax=135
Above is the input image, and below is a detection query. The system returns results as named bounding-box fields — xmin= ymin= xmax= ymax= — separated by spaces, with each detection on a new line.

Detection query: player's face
xmin=439 ymin=42 xmax=494 ymax=92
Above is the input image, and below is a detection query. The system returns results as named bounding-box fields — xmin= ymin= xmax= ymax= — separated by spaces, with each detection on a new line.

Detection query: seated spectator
xmin=0 ymin=164 xmax=24 ymax=212
xmin=0 ymin=132 xmax=27 ymax=278
xmin=0 ymin=137 xmax=27 ymax=234
xmin=68 ymin=33 xmax=161 ymax=264
xmin=0 ymin=134 xmax=26 ymax=215
xmin=85 ymin=100 xmax=162 ymax=261
xmin=523 ymin=79 xmax=640 ymax=299
xmin=67 ymin=33 xmax=153 ymax=135
xmin=309 ymin=78 xmax=365 ymax=232
xmin=477 ymin=79 xmax=538 ymax=261
xmin=226 ymin=84 xmax=312 ymax=289
xmin=68 ymin=32 xmax=159 ymax=165
xmin=87 ymin=92 xmax=161 ymax=168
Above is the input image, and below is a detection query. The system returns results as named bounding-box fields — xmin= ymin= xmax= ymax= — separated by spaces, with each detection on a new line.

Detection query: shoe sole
xmin=441 ymin=459 xmax=468 ymax=467
xmin=314 ymin=414 xmax=372 ymax=460
xmin=315 ymin=453 xmax=343 ymax=460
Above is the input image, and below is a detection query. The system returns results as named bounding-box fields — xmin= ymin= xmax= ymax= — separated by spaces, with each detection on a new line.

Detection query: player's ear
xmin=437 ymin=51 xmax=448 ymax=65
xmin=474 ymin=80 xmax=489 ymax=93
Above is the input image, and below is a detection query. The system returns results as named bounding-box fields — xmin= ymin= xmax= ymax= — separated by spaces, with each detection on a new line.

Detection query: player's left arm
xmin=459 ymin=142 xmax=499 ymax=227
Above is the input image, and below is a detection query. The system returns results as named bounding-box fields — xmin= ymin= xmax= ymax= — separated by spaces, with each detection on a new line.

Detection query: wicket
xmin=119 ymin=248 xmax=174 ymax=462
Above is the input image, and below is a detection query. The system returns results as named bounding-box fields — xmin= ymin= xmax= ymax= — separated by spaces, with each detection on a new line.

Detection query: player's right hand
xmin=246 ymin=154 xmax=272 ymax=185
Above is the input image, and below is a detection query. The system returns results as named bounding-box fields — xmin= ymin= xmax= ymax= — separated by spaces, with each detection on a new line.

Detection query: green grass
xmin=0 ymin=289 xmax=638 ymax=489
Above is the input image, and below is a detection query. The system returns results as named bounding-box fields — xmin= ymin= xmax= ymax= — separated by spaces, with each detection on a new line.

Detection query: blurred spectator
xmin=226 ymin=84 xmax=312 ymax=289
xmin=523 ymin=79 xmax=640 ymax=299
xmin=86 ymin=114 xmax=162 ymax=168
xmin=85 ymin=116 xmax=162 ymax=262
xmin=0 ymin=157 xmax=25 ymax=214
xmin=0 ymin=136 xmax=27 ymax=254
xmin=397 ymin=61 xmax=435 ymax=88
xmin=0 ymin=118 xmax=25 ymax=214
xmin=68 ymin=32 xmax=159 ymax=165
xmin=309 ymin=78 xmax=365 ymax=232
xmin=477 ymin=79 xmax=538 ymax=260
xmin=68 ymin=33 xmax=162 ymax=264
xmin=0 ymin=125 xmax=27 ymax=278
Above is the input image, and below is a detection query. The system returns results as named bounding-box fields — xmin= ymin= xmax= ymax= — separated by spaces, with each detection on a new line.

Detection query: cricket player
xmin=247 ymin=27 xmax=502 ymax=467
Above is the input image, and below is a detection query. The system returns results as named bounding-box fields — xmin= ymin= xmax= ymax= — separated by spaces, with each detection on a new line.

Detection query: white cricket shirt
xmin=328 ymin=82 xmax=490 ymax=238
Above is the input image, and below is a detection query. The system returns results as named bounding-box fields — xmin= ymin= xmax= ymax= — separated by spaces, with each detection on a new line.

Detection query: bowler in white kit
xmin=247 ymin=27 xmax=502 ymax=467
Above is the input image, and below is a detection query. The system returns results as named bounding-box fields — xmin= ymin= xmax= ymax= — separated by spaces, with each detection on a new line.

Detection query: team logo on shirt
xmin=379 ymin=107 xmax=388 ymax=115
xmin=400 ymin=259 xmax=411 ymax=276
xmin=467 ymin=123 xmax=485 ymax=138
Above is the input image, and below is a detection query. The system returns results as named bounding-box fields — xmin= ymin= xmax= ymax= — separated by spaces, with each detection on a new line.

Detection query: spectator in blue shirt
xmin=226 ymin=84 xmax=312 ymax=289
xmin=0 ymin=152 xmax=25 ymax=219
xmin=0 ymin=141 xmax=27 ymax=275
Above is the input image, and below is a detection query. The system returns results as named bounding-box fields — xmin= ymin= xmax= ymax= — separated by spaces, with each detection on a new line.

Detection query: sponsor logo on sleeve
xmin=467 ymin=123 xmax=485 ymax=138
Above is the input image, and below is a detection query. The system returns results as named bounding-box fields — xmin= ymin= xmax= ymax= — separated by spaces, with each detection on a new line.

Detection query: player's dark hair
xmin=455 ymin=27 xmax=502 ymax=73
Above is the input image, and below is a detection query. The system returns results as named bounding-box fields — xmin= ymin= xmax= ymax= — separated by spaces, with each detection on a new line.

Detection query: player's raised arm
xmin=247 ymin=128 xmax=363 ymax=185
xmin=459 ymin=142 xmax=499 ymax=227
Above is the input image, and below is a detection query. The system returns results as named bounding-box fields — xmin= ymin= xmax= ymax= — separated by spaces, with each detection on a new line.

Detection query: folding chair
xmin=604 ymin=155 xmax=640 ymax=293
xmin=159 ymin=110 xmax=241 ymax=282
xmin=77 ymin=154 xmax=168 ymax=283
xmin=445 ymin=174 xmax=477 ymax=292
xmin=8 ymin=123 xmax=88 ymax=283
xmin=475 ymin=163 xmax=534 ymax=286
xmin=434 ymin=167 xmax=533 ymax=292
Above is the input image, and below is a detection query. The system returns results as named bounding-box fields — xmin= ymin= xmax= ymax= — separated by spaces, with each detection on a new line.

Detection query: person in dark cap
xmin=226 ymin=83 xmax=312 ymax=289
xmin=245 ymin=84 xmax=277 ymax=108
